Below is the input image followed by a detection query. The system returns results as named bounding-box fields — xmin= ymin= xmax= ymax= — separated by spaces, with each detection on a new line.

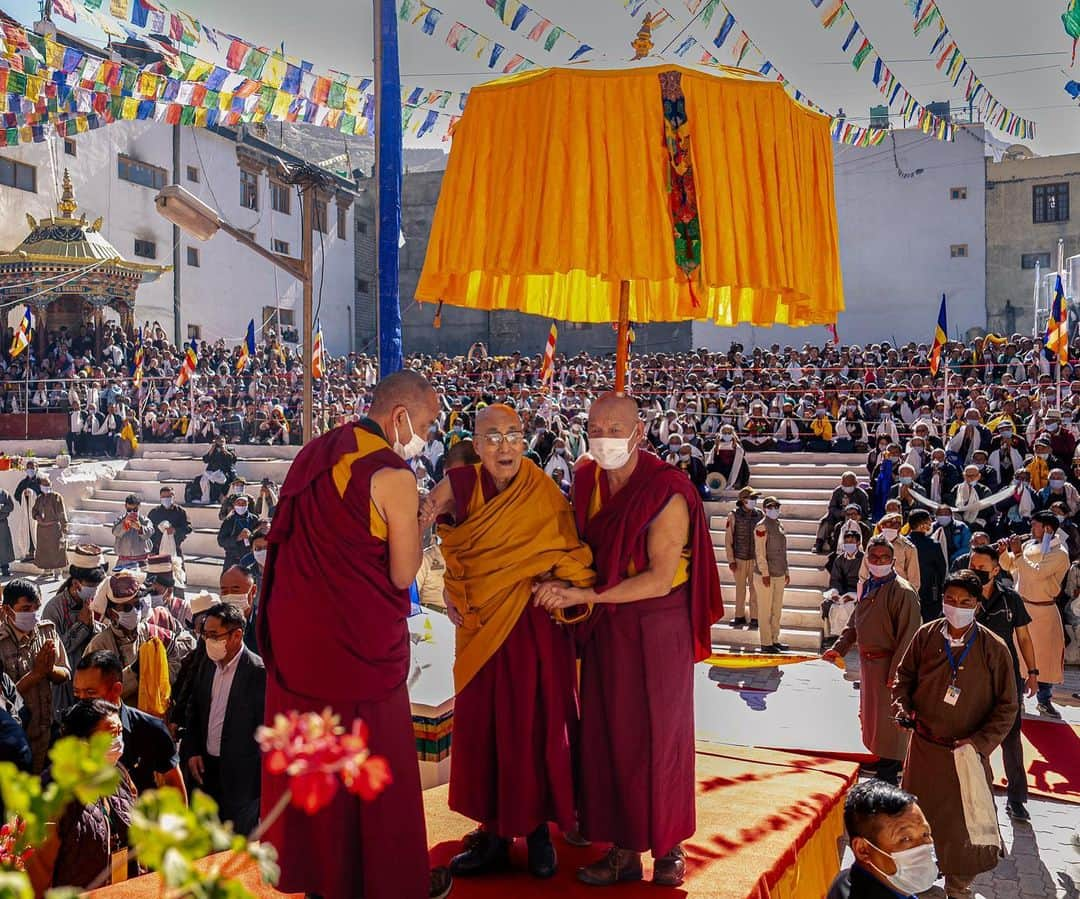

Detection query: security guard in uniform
xmin=754 ymin=496 xmax=790 ymax=653
xmin=724 ymin=487 xmax=761 ymax=628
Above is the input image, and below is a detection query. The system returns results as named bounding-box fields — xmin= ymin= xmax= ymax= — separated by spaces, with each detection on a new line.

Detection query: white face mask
xmin=393 ymin=409 xmax=426 ymax=461
xmin=253 ymin=548 xmax=267 ymax=567
xmin=205 ymin=635 xmax=230 ymax=662
xmin=842 ymin=542 xmax=859 ymax=557
xmin=866 ymin=841 xmax=939 ymax=895
xmin=40 ymin=485 xmax=51 ymax=494
xmin=222 ymin=593 xmax=251 ymax=614
xmin=13 ymin=609 xmax=40 ymax=632
xmin=943 ymin=604 xmax=976 ymax=628
xmin=161 ymin=497 xmax=173 ymax=508
xmin=867 ymin=562 xmax=894 ymax=578
xmin=765 ymin=508 xmax=781 ymax=520
xmin=880 ymin=527 xmax=899 ymax=542
xmin=114 ymin=608 xmax=139 ymax=631
xmin=591 ymin=435 xmax=637 ymax=471
xmin=105 ymin=734 xmax=125 ymax=767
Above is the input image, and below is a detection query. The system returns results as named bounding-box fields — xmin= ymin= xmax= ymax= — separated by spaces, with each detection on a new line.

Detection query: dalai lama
xmin=420 ymin=403 xmax=595 ymax=879
xmin=535 ymin=392 xmax=724 ymax=887
xmin=257 ymin=370 xmax=452 ymax=899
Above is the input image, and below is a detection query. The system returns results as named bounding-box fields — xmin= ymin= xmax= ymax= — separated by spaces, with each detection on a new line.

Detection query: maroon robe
xmin=257 ymin=420 xmax=429 ymax=899
xmin=444 ymin=465 xmax=579 ymax=836
xmin=572 ymin=453 xmax=723 ymax=856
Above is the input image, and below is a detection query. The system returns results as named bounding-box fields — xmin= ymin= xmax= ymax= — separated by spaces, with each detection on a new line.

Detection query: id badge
xmin=944 ymin=684 xmax=961 ymax=706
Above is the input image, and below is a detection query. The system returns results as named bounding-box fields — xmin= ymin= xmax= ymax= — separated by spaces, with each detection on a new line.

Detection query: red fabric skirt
xmin=448 ymin=602 xmax=578 ymax=837
xmin=261 ymin=679 xmax=429 ymax=899
xmin=578 ymin=587 xmax=696 ymax=857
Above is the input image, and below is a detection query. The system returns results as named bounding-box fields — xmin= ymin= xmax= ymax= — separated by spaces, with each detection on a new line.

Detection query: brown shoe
xmin=576 ymin=847 xmax=643 ymax=886
xmin=652 ymin=845 xmax=686 ymax=887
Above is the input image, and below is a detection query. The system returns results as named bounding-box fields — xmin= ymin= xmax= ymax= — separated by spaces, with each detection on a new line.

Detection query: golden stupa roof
xmin=0 ymin=170 xmax=168 ymax=278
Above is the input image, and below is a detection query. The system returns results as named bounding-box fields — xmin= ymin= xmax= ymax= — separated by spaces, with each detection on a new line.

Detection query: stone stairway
xmin=706 ymin=452 xmax=865 ymax=653
xmin=63 ymin=445 xmax=297 ymax=590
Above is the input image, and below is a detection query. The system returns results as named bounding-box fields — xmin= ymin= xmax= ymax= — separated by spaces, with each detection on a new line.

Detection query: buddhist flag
xmin=929 ymin=294 xmax=947 ymax=376
xmin=9 ymin=305 xmax=32 ymax=358
xmin=131 ymin=326 xmax=144 ymax=388
xmin=1044 ymin=275 xmax=1069 ymax=366
xmin=539 ymin=321 xmax=557 ymax=384
xmin=175 ymin=338 xmax=198 ymax=387
xmin=237 ymin=318 xmax=255 ymax=373
xmin=312 ymin=320 xmax=325 ymax=379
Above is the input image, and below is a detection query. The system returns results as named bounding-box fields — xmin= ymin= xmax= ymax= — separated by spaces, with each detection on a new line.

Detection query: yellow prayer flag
xmin=18 ymin=126 xmax=31 ymax=143
xmin=271 ymin=89 xmax=291 ymax=118
xmin=25 ymin=76 xmax=42 ymax=101
xmin=121 ymin=96 xmax=139 ymax=119
xmin=109 ymin=0 xmax=128 ymax=16
xmin=355 ymin=116 xmax=369 ymax=136
xmin=263 ymin=53 xmax=288 ymax=90
xmin=344 ymin=86 xmax=360 ymax=115
xmin=45 ymin=38 xmax=65 ymax=70
xmin=217 ymin=91 xmax=232 ymax=111
xmin=137 ymin=72 xmax=159 ymax=98
xmin=194 ymin=106 xmax=208 ymax=127
xmin=187 ymin=58 xmax=213 ymax=83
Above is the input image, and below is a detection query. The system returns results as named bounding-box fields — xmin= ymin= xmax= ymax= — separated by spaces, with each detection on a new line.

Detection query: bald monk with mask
xmin=535 ymin=392 xmax=724 ymax=888
xmin=257 ymin=370 xmax=452 ymax=899
xmin=420 ymin=403 xmax=595 ymax=880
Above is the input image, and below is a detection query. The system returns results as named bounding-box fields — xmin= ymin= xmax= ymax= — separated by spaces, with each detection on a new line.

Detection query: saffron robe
xmin=832 ymin=574 xmax=922 ymax=760
xmin=440 ymin=461 xmax=594 ymax=836
xmin=893 ymin=622 xmax=1018 ymax=877
xmin=572 ymin=453 xmax=723 ymax=856
xmin=257 ymin=421 xmax=428 ymax=899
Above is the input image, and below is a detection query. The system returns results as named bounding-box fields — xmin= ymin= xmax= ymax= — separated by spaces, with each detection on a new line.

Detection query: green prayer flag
xmin=701 ymin=0 xmax=720 ymax=27
xmin=256 ymin=85 xmax=275 ymax=115
xmin=8 ymin=72 xmax=26 ymax=96
xmin=544 ymin=26 xmax=564 ymax=53
xmin=399 ymin=0 xmax=416 ymax=21
xmin=121 ymin=66 xmax=137 ymax=92
xmin=180 ymin=105 xmax=196 ymax=125
xmin=328 ymin=79 xmax=346 ymax=109
xmin=240 ymin=49 xmax=268 ymax=80
xmin=83 ymin=0 xmax=103 ymax=8
xmin=852 ymin=40 xmax=873 ymax=71
xmin=5 ymin=129 xmax=17 ymax=146
xmin=340 ymin=113 xmax=356 ymax=134
xmin=1064 ymin=0 xmax=1080 ymax=39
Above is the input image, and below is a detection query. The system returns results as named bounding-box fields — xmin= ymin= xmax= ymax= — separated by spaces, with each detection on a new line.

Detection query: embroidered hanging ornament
xmin=631 ymin=13 xmax=656 ymax=60
xmin=659 ymin=70 xmax=702 ymax=306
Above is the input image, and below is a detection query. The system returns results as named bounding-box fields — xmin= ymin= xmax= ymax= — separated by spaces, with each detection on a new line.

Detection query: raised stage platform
xmin=88 ymin=745 xmax=857 ymax=899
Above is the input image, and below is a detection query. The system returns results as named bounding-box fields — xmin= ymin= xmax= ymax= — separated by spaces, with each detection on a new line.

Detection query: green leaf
xmin=0 ymin=871 xmax=32 ymax=899
xmin=245 ymin=841 xmax=280 ymax=886
xmin=161 ymin=847 xmax=193 ymax=887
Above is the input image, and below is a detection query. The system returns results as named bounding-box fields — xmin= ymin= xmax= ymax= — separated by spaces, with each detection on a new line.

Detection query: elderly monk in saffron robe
xmin=256 ymin=370 xmax=452 ymax=899
xmin=535 ymin=392 xmax=724 ymax=888
xmin=421 ymin=403 xmax=595 ymax=880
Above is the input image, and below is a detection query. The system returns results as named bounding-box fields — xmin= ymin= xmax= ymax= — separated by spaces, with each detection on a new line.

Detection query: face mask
xmin=223 ymin=593 xmax=251 ymax=614
xmin=866 ymin=841 xmax=939 ymax=896
xmin=841 ymin=485 xmax=855 ymax=494
xmin=254 ymin=549 xmax=267 ymax=566
xmin=40 ymin=486 xmax=51 ymax=494
xmin=765 ymin=508 xmax=781 ymax=520
xmin=205 ymin=636 xmax=230 ymax=663
xmin=1051 ymin=479 xmax=1065 ymax=490
xmin=719 ymin=434 xmax=733 ymax=443
xmin=966 ymin=419 xmax=979 ymax=427
xmin=842 ymin=542 xmax=859 ymax=557
xmin=591 ymin=436 xmax=636 ymax=471
xmin=943 ymin=604 xmax=976 ymax=628
xmin=1047 ymin=422 xmax=1060 ymax=432
xmin=393 ymin=410 xmax=426 ymax=461
xmin=105 ymin=735 xmax=124 ymax=766
xmin=880 ymin=527 xmax=899 ymax=542
xmin=867 ymin=562 xmax=893 ymax=578
xmin=937 ymin=515 xmax=953 ymax=527
xmin=972 ymin=568 xmax=992 ymax=585
xmin=744 ymin=499 xmax=757 ymax=510
xmin=76 ymin=584 xmax=96 ymax=602
xmin=1001 ymin=428 xmax=1013 ymax=437
xmin=114 ymin=608 xmax=139 ymax=631
xmin=161 ymin=497 xmax=173 ymax=508
xmin=234 ymin=504 xmax=249 ymax=515
xmin=899 ymin=476 xmax=913 ymax=486
xmin=13 ymin=609 xmax=40 ymax=632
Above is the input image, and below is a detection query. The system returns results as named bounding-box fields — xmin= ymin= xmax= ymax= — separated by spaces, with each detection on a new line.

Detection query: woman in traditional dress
xmin=32 ymin=476 xmax=67 ymax=577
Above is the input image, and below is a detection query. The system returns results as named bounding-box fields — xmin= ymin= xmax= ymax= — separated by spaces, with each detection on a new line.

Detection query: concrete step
xmin=716 ymin=583 xmax=825 ymax=611
xmin=716 ymin=563 xmax=827 ymax=589
xmin=68 ymin=521 xmax=225 ymax=559
xmin=716 ymin=606 xmax=823 ymax=630
xmin=79 ymin=497 xmax=227 ymax=530
xmin=737 ymin=452 xmax=865 ymax=465
xmin=711 ymin=531 xmax=819 ymax=553
xmin=750 ymin=474 xmax=857 ymax=490
xmin=127 ymin=457 xmax=293 ymax=482
xmin=13 ymin=549 xmax=224 ymax=590
xmin=712 ymin=546 xmax=826 ymax=568
xmin=711 ymin=622 xmax=823 ymax=652
xmin=138 ymin=443 xmax=299 ymax=461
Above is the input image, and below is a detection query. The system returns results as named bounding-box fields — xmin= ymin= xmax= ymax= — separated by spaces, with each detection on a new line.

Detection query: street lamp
xmin=155 ymin=182 xmax=316 ymax=444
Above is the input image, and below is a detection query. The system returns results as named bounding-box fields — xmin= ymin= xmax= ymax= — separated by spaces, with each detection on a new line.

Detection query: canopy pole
xmin=615 ymin=280 xmax=630 ymax=395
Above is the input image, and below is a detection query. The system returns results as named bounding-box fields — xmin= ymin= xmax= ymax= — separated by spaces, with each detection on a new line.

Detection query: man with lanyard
xmin=825 ymin=536 xmax=921 ymax=786
xmin=968 ymin=545 xmax=1040 ymax=823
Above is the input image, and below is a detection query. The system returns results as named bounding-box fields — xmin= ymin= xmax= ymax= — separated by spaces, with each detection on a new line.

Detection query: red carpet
xmin=991 ymin=718 xmax=1080 ymax=804
xmin=90 ymin=745 xmax=856 ymax=899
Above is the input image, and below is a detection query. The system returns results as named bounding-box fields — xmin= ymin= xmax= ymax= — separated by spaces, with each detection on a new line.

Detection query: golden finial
xmin=25 ymin=213 xmax=36 ymax=231
xmin=631 ymin=13 xmax=655 ymax=60
xmin=57 ymin=169 xmax=77 ymax=218
xmin=90 ymin=216 xmax=103 ymax=233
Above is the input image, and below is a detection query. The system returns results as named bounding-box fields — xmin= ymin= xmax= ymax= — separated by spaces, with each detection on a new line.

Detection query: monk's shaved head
xmin=369 ymin=369 xmax=437 ymax=415
xmin=475 ymin=403 xmax=521 ymax=432
xmin=589 ymin=392 xmax=641 ymax=427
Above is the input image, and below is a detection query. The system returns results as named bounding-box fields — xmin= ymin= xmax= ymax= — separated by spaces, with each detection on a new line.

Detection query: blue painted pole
xmin=375 ymin=0 xmax=404 ymax=376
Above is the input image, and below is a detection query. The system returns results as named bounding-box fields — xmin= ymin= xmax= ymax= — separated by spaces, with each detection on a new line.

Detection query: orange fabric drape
xmin=417 ymin=64 xmax=843 ymax=327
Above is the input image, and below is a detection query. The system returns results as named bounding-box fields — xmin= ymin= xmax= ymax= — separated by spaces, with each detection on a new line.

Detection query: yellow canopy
xmin=416 ymin=64 xmax=844 ymax=327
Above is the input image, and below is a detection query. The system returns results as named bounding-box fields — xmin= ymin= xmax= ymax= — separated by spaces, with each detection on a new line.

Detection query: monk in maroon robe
xmin=536 ymin=392 xmax=724 ymax=888
xmin=420 ymin=404 xmax=594 ymax=879
xmin=257 ymin=371 xmax=451 ymax=899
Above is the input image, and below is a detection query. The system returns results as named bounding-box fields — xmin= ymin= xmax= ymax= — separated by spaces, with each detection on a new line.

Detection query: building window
xmin=240 ymin=169 xmax=259 ymax=210
xmin=356 ymin=219 xmax=368 ymax=235
xmin=186 ymin=247 xmax=200 ymax=267
xmin=1033 ymin=183 xmax=1069 ymax=224
xmin=134 ymin=239 xmax=157 ymax=259
xmin=313 ymin=199 xmax=328 ymax=234
xmin=186 ymin=165 xmax=199 ymax=183
xmin=272 ymin=239 xmax=290 ymax=255
xmin=270 ymin=181 xmax=291 ymax=214
xmin=950 ymin=244 xmax=968 ymax=259
xmin=118 ymin=155 xmax=166 ymax=190
xmin=949 ymin=186 xmax=966 ymax=200
xmin=1021 ymin=252 xmax=1052 ymax=270
xmin=63 ymin=138 xmax=76 ymax=157
xmin=0 ymin=157 xmax=36 ymax=193
xmin=187 ymin=324 xmax=201 ymax=340
xmin=356 ymin=278 xmax=371 ymax=294
xmin=262 ymin=307 xmax=296 ymax=329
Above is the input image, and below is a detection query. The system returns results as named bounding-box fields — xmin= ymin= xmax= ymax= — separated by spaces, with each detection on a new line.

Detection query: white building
xmin=0 ymin=119 xmax=360 ymax=355
xmin=693 ymin=125 xmax=988 ymax=349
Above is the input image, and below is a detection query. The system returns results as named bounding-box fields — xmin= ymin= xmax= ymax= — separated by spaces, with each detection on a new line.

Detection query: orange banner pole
xmin=615 ymin=280 xmax=630 ymax=394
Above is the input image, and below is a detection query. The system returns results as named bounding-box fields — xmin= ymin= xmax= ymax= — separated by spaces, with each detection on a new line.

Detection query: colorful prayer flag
xmin=175 ymin=339 xmax=198 ymax=387
xmin=237 ymin=318 xmax=256 ymax=373
xmin=539 ymin=321 xmax=557 ymax=385
xmin=9 ymin=306 xmax=32 ymax=358
xmin=1044 ymin=276 xmax=1069 ymax=367
xmin=929 ymin=294 xmax=947 ymax=376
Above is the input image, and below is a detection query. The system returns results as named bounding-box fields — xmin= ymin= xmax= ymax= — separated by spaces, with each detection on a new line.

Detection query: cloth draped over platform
xmin=416 ymin=64 xmax=843 ymax=327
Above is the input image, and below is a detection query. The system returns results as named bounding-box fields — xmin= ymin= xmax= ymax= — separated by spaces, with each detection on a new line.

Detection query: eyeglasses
xmin=479 ymin=431 xmax=525 ymax=447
